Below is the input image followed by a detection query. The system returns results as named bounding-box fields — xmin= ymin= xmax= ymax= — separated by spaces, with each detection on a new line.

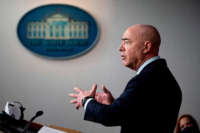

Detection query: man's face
xmin=119 ymin=27 xmax=144 ymax=70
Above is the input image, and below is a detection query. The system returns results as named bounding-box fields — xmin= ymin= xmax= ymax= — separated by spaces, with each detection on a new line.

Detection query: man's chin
xmin=123 ymin=62 xmax=134 ymax=69
xmin=122 ymin=61 xmax=129 ymax=67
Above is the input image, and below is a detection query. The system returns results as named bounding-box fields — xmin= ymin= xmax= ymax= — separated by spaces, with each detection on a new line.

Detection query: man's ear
xmin=143 ymin=41 xmax=152 ymax=54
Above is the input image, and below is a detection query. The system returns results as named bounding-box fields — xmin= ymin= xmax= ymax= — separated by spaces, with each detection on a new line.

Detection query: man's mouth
xmin=121 ymin=55 xmax=125 ymax=60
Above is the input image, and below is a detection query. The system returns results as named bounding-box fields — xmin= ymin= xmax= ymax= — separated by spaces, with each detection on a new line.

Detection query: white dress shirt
xmin=136 ymin=56 xmax=160 ymax=75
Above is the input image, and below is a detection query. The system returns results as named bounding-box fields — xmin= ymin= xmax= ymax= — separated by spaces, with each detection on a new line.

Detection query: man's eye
xmin=124 ymin=41 xmax=130 ymax=44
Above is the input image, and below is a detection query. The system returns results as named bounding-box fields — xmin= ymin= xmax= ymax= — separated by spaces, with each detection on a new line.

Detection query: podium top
xmin=0 ymin=114 xmax=81 ymax=133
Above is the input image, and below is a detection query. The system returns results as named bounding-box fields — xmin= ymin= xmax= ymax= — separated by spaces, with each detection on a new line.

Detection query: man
xmin=69 ymin=24 xmax=182 ymax=133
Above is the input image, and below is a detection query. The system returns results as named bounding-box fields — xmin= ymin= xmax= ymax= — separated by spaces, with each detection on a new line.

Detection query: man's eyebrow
xmin=121 ymin=38 xmax=130 ymax=41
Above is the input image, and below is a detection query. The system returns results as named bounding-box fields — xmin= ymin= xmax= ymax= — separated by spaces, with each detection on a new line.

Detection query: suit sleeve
xmin=84 ymin=80 xmax=140 ymax=126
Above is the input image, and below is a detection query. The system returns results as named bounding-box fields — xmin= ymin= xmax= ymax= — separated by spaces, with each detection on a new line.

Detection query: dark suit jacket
xmin=84 ymin=59 xmax=182 ymax=133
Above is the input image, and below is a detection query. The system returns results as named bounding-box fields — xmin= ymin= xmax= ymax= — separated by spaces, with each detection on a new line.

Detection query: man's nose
xmin=119 ymin=43 xmax=124 ymax=51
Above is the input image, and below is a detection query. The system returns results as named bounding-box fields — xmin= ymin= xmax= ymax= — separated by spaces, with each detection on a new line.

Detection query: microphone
xmin=22 ymin=111 xmax=43 ymax=133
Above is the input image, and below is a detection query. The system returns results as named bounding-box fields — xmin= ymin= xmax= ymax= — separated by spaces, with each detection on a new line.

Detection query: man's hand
xmin=95 ymin=85 xmax=114 ymax=105
xmin=69 ymin=84 xmax=97 ymax=110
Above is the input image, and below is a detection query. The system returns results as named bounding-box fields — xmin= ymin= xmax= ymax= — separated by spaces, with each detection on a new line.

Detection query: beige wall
xmin=0 ymin=0 xmax=200 ymax=133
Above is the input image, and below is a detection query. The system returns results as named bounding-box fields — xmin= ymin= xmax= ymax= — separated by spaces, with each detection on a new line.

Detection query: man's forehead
xmin=121 ymin=28 xmax=136 ymax=41
xmin=122 ymin=29 xmax=131 ymax=38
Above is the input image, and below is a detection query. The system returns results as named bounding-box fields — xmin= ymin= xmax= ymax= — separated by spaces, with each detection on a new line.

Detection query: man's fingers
xmin=69 ymin=93 xmax=78 ymax=98
xmin=92 ymin=84 xmax=97 ymax=91
xmin=76 ymin=103 xmax=80 ymax=110
xmin=74 ymin=87 xmax=82 ymax=93
xmin=70 ymin=99 xmax=77 ymax=104
xmin=95 ymin=92 xmax=100 ymax=96
xmin=102 ymin=85 xmax=109 ymax=93
xmin=90 ymin=84 xmax=97 ymax=96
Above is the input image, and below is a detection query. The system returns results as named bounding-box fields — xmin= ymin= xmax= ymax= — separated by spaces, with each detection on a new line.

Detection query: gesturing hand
xmin=69 ymin=84 xmax=97 ymax=110
xmin=95 ymin=85 xmax=114 ymax=105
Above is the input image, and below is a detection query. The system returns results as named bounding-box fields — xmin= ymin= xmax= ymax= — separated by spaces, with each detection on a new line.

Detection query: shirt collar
xmin=136 ymin=56 xmax=160 ymax=75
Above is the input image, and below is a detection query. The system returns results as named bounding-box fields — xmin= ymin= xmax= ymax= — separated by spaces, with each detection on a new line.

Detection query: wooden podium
xmin=26 ymin=122 xmax=82 ymax=133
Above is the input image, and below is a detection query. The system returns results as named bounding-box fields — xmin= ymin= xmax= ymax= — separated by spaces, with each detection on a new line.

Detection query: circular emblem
xmin=17 ymin=4 xmax=99 ymax=59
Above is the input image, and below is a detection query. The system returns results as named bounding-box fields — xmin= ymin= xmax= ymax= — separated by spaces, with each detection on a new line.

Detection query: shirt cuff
xmin=84 ymin=98 xmax=94 ymax=110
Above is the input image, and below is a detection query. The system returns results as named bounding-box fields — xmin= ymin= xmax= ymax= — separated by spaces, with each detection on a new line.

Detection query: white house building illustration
xmin=27 ymin=13 xmax=88 ymax=40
